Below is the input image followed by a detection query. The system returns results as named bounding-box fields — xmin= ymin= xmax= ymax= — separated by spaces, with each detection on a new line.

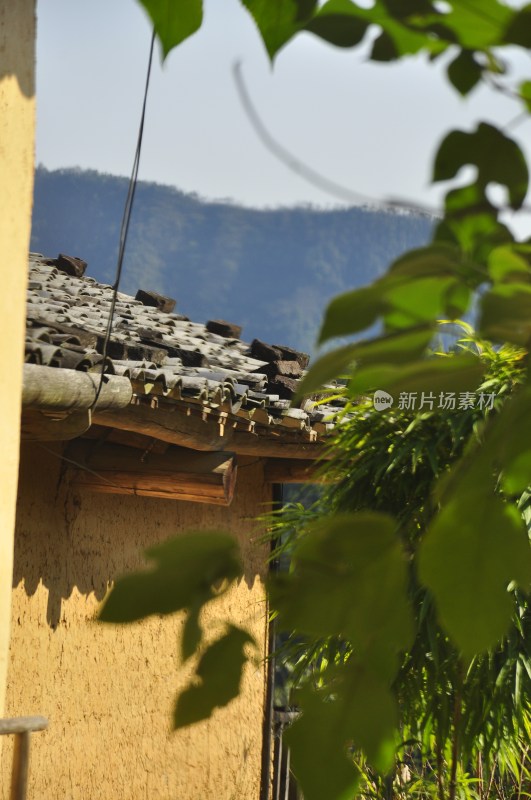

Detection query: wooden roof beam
xmin=65 ymin=441 xmax=238 ymax=507
xmin=94 ymin=403 xmax=327 ymax=460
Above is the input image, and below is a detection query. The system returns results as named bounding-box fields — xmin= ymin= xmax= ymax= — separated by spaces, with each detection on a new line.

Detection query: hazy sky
xmin=36 ymin=0 xmax=531 ymax=231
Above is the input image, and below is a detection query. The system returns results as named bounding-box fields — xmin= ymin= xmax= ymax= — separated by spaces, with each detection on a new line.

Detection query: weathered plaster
xmin=0 ymin=0 xmax=36 ymax=718
xmin=2 ymin=443 xmax=271 ymax=800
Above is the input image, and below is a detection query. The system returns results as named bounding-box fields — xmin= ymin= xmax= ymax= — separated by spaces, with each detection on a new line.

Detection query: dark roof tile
xmin=24 ymin=254 xmax=344 ymax=438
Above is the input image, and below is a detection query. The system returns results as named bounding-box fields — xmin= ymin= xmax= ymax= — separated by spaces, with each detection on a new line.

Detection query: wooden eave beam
xmin=21 ymin=408 xmax=92 ymax=441
xmin=65 ymin=441 xmax=238 ymax=506
xmin=22 ymin=364 xmax=132 ymax=411
xmin=93 ymin=402 xmax=327 ymax=460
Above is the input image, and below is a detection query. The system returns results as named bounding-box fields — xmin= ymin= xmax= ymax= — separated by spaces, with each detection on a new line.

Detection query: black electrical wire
xmin=91 ymin=28 xmax=156 ymax=409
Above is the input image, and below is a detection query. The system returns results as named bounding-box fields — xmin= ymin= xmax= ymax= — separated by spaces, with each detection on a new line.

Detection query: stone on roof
xmin=23 ymin=253 xmax=341 ymax=454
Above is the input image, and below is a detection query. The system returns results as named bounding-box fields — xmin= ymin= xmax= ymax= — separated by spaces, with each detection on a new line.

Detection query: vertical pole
xmin=10 ymin=732 xmax=30 ymax=800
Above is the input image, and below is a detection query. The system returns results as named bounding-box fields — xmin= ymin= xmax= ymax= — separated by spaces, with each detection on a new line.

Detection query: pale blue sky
xmin=36 ymin=0 xmax=531 ymax=233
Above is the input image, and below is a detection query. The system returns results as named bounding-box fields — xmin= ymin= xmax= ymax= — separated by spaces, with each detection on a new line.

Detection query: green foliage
xmin=271 ymin=513 xmax=413 ymax=671
xmin=137 ymin=0 xmax=203 ymax=57
xmin=419 ymin=495 xmax=531 ymax=657
xmin=268 ymin=336 xmax=531 ymax=797
xmin=102 ymin=3 xmax=531 ymax=799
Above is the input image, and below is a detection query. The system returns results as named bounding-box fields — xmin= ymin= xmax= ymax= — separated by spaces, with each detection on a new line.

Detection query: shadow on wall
xmin=0 ymin=1 xmax=36 ymax=99
xmin=12 ymin=441 xmax=267 ymax=628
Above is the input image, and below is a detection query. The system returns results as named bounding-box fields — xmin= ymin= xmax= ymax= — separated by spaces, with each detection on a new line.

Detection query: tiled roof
xmin=24 ymin=254 xmax=340 ymax=450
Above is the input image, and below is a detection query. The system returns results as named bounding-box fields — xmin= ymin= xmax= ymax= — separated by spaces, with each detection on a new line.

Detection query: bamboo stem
xmin=448 ymin=666 xmax=464 ymax=800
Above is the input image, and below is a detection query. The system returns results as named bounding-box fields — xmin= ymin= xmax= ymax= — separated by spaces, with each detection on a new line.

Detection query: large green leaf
xmin=479 ymin=283 xmax=531 ymax=345
xmin=241 ymin=0 xmax=317 ymax=59
xmin=295 ymin=344 xmax=358 ymax=398
xmin=270 ymin=513 xmax=414 ymax=672
xmin=297 ymin=345 xmax=483 ymax=399
xmin=287 ymin=661 xmax=397 ymax=798
xmin=286 ymin=689 xmax=361 ymax=800
xmin=488 ymin=245 xmax=531 ymax=283
xmin=371 ymin=18 xmax=442 ymax=61
xmin=426 ymin=0 xmax=511 ymax=50
xmin=504 ymin=5 xmax=531 ymax=48
xmin=318 ymin=285 xmax=384 ymax=344
xmin=382 ymin=275 xmax=460 ymax=329
xmin=317 ymin=245 xmax=475 ymax=351
xmin=99 ymin=532 xmax=242 ymax=623
xmin=388 ymin=243 xmax=470 ymax=279
xmin=347 ymin=352 xmax=485 ymax=397
xmin=484 ymin=388 xmax=531 ymax=495
xmin=137 ymin=0 xmax=203 ymax=58
xmin=418 ymin=495 xmax=531 ymax=658
xmin=174 ymin=625 xmax=254 ymax=728
xmin=433 ymin=123 xmax=529 ymax=210
xmin=436 ymin=185 xmax=513 ymax=259
xmin=296 ymin=327 xmax=433 ymax=397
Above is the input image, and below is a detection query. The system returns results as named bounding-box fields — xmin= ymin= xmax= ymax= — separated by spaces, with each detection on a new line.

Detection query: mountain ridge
xmin=31 ymin=166 xmax=433 ymax=353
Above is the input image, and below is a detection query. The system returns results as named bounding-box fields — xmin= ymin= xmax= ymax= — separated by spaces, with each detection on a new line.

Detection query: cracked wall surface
xmin=2 ymin=442 xmax=270 ymax=800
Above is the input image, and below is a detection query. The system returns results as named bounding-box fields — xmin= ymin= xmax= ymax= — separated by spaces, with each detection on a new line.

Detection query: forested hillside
xmin=31 ymin=167 xmax=433 ymax=352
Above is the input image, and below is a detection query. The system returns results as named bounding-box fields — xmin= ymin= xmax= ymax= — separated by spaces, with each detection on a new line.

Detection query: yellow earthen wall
xmin=0 ymin=0 xmax=36 ymax=718
xmin=2 ymin=443 xmax=271 ymax=800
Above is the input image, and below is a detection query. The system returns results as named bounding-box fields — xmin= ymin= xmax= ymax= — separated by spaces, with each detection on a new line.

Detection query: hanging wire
xmin=91 ymin=28 xmax=157 ymax=409
xmin=232 ymin=60 xmax=439 ymax=218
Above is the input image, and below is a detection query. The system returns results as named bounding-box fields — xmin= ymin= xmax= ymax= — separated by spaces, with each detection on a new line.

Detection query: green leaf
xmin=286 ymin=689 xmax=361 ymax=800
xmin=388 ymin=243 xmax=466 ymax=278
xmin=445 ymin=281 xmax=472 ymax=318
xmin=487 ymin=388 xmax=531 ymax=495
xmin=488 ymin=245 xmax=531 ymax=283
xmin=303 ymin=0 xmax=369 ymax=48
xmin=502 ymin=449 xmax=531 ymax=495
xmin=431 ymin=0 xmax=511 ymax=50
xmin=271 ymin=512 xmax=414 ymax=672
xmin=382 ymin=275 xmax=460 ymax=328
xmin=99 ymin=532 xmax=242 ymax=623
xmin=519 ymin=80 xmax=531 ymax=113
xmin=137 ymin=0 xmax=203 ymax=58
xmin=174 ymin=625 xmax=254 ymax=728
xmin=435 ymin=182 xmax=512 ymax=257
xmin=295 ymin=344 xmax=357 ymax=397
xmin=371 ymin=30 xmax=399 ymax=61
xmin=241 ymin=0 xmax=317 ymax=59
xmin=418 ymin=495 xmax=531 ymax=658
xmin=375 ymin=11 xmax=445 ymax=60
xmin=296 ymin=327 xmax=433 ymax=397
xmin=433 ymin=123 xmax=529 ymax=210
xmin=348 ymin=352 xmax=485 ymax=397
xmin=447 ymin=50 xmax=482 ymax=96
xmin=318 ymin=285 xmax=384 ymax=344
xmin=287 ymin=661 xmax=397 ymax=798
xmin=504 ymin=5 xmax=531 ymax=48
xmin=318 ymin=246 xmax=477 ymax=346
xmin=479 ymin=283 xmax=531 ymax=345
xmin=346 ymin=326 xmax=434 ymax=365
